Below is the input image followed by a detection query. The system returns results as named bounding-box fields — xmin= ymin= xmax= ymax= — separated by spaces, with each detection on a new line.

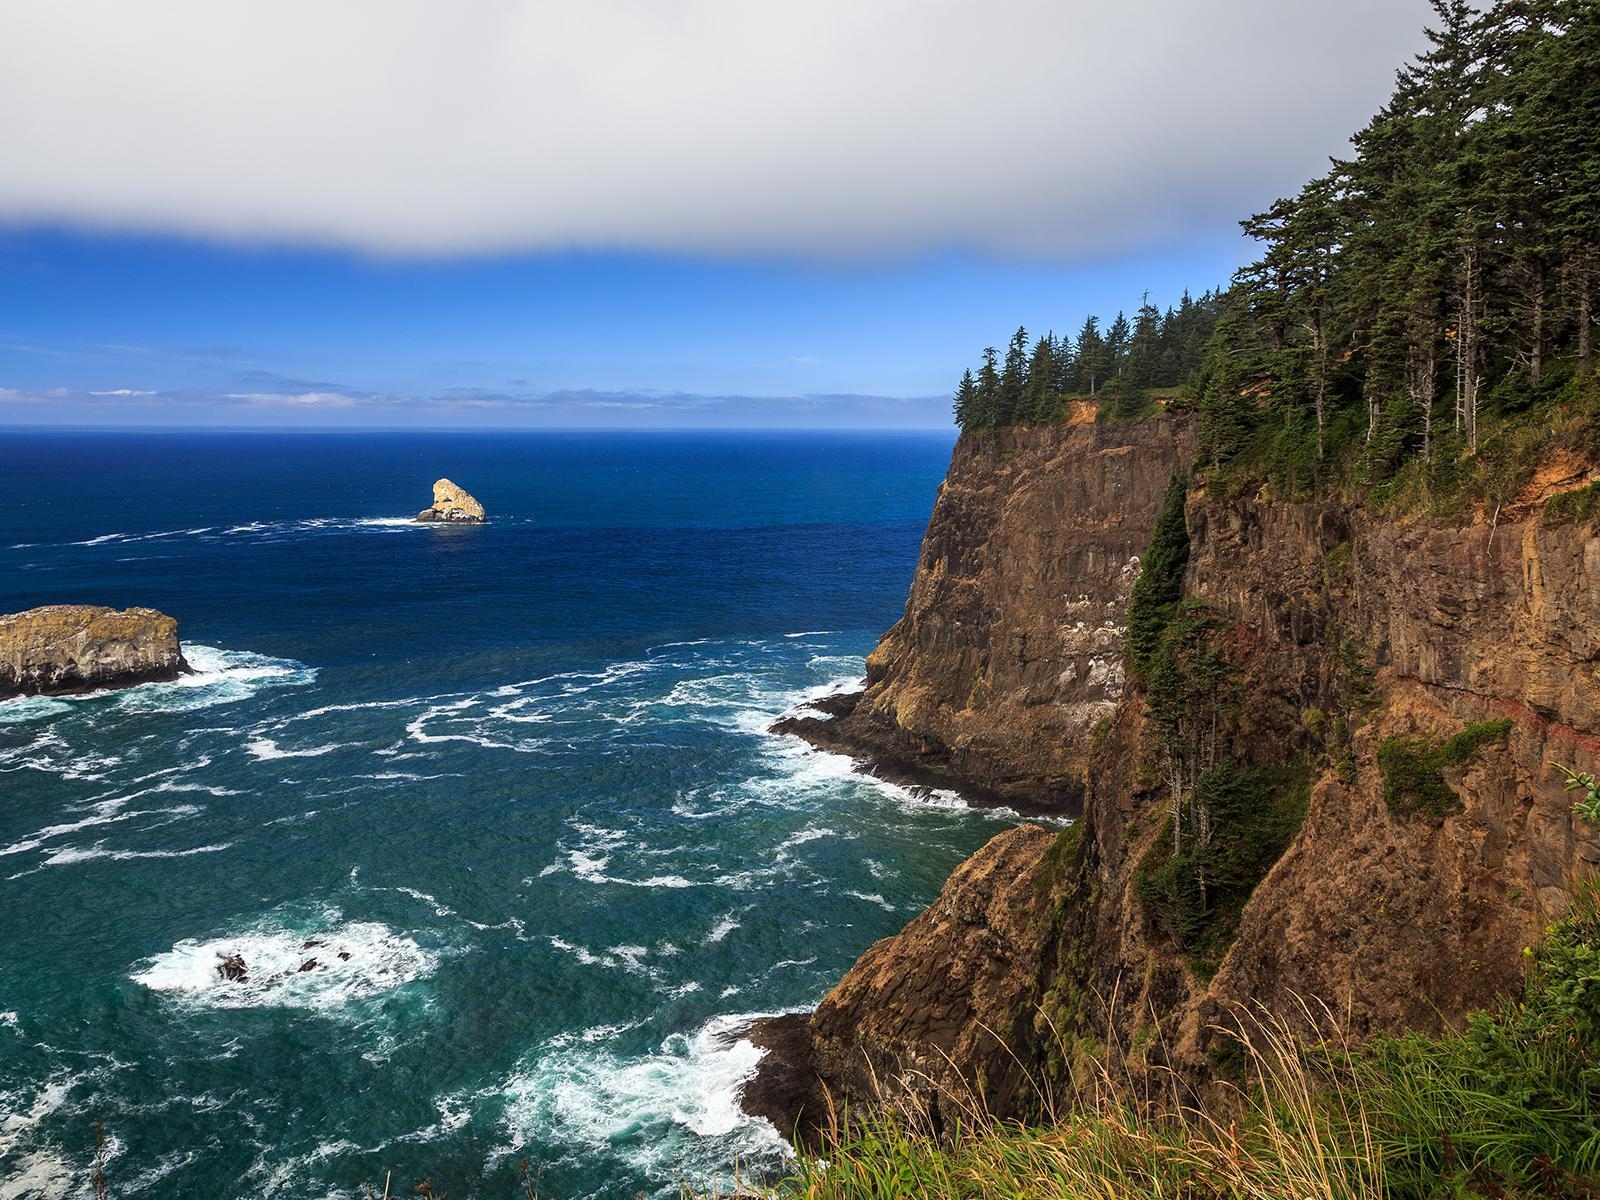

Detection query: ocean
xmin=0 ymin=429 xmax=1023 ymax=1200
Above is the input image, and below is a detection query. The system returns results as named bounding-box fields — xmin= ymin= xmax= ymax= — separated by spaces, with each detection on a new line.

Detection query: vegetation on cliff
xmin=951 ymin=294 xmax=1220 ymax=431
xmin=1195 ymin=0 xmax=1600 ymax=504
xmin=759 ymin=879 xmax=1600 ymax=1199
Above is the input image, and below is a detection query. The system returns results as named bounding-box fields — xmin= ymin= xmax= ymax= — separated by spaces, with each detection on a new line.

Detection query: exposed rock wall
xmin=0 ymin=605 xmax=188 ymax=699
xmin=780 ymin=408 xmax=1193 ymax=809
xmin=750 ymin=424 xmax=1600 ymax=1131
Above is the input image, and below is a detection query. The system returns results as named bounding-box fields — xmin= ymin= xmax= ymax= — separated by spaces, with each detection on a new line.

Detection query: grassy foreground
xmin=735 ymin=880 xmax=1600 ymax=1200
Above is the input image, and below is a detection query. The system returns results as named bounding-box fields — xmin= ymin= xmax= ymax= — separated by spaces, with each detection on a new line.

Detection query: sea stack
xmin=0 ymin=605 xmax=190 ymax=700
xmin=416 ymin=478 xmax=486 ymax=523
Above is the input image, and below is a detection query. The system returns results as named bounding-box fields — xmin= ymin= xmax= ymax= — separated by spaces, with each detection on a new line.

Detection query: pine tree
xmin=953 ymin=369 xmax=978 ymax=430
xmin=999 ymin=326 xmax=1030 ymax=426
xmin=1025 ymin=333 xmax=1060 ymax=424
xmin=1075 ymin=316 xmax=1105 ymax=396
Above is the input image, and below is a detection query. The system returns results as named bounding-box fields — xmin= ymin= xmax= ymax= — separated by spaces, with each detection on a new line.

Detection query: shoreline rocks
xmin=416 ymin=478 xmax=485 ymax=523
xmin=0 ymin=605 xmax=190 ymax=700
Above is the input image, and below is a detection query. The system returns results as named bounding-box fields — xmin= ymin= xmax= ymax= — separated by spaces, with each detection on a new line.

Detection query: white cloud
xmin=0 ymin=1 xmax=1429 ymax=259
xmin=88 ymin=388 xmax=157 ymax=396
xmin=226 ymin=391 xmax=358 ymax=407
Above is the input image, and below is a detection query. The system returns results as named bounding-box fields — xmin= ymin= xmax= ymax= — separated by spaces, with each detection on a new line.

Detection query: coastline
xmin=769 ymin=691 xmax=1076 ymax=820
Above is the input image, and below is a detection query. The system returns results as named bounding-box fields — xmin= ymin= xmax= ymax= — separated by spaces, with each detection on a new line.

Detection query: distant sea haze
xmin=0 ymin=429 xmax=1030 ymax=1199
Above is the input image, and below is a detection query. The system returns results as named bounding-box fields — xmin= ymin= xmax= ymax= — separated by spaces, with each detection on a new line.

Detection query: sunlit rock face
xmin=0 ymin=604 xmax=189 ymax=698
xmin=416 ymin=478 xmax=486 ymax=523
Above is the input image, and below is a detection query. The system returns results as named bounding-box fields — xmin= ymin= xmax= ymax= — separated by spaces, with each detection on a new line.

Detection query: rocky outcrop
xmin=749 ymin=422 xmax=1600 ymax=1133
xmin=416 ymin=478 xmax=485 ymax=523
xmin=777 ymin=407 xmax=1193 ymax=810
xmin=743 ymin=824 xmax=1068 ymax=1144
xmin=0 ymin=605 xmax=189 ymax=699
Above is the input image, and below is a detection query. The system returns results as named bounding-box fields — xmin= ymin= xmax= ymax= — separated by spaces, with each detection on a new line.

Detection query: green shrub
xmin=1353 ymin=881 xmax=1600 ymax=1198
xmin=1135 ymin=760 xmax=1311 ymax=977
xmin=1378 ymin=719 xmax=1512 ymax=820
xmin=1545 ymin=481 xmax=1600 ymax=526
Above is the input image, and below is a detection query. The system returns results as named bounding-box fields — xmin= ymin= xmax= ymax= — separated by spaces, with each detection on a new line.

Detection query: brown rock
xmin=415 ymin=478 xmax=485 ymax=523
xmin=0 ymin=605 xmax=189 ymax=700
xmin=745 ymin=824 xmax=1066 ymax=1141
xmin=779 ymin=418 xmax=1192 ymax=811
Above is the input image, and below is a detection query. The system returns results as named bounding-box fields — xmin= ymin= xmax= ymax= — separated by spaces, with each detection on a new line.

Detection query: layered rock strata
xmin=776 ymin=407 xmax=1194 ymax=811
xmin=416 ymin=478 xmax=485 ymax=523
xmin=0 ymin=605 xmax=189 ymax=699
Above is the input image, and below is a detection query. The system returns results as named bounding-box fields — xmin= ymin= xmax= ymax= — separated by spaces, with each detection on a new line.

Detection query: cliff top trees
xmin=1196 ymin=0 xmax=1600 ymax=500
xmin=951 ymin=297 xmax=1220 ymax=431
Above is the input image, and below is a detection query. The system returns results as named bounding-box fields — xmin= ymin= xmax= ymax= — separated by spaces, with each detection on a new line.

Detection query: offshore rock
xmin=416 ymin=478 xmax=486 ymax=523
xmin=776 ymin=409 xmax=1193 ymax=811
xmin=0 ymin=605 xmax=189 ymax=699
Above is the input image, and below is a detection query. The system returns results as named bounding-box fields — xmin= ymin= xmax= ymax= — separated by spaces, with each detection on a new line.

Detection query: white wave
xmin=0 ymin=1071 xmax=108 ymax=1200
xmin=33 ymin=644 xmax=319 ymax=717
xmin=0 ymin=801 xmax=202 ymax=859
xmin=243 ymin=737 xmax=345 ymax=761
xmin=354 ymin=517 xmax=422 ymax=527
xmin=500 ymin=1012 xmax=790 ymax=1192
xmin=842 ymin=890 xmax=897 ymax=912
xmin=131 ymin=919 xmax=437 ymax=1010
xmin=0 ymin=1011 xmax=18 ymax=1032
xmin=705 ymin=916 xmax=740 ymax=944
xmin=555 ymin=845 xmax=697 ymax=890
xmin=36 ymin=842 xmax=232 ymax=869
xmin=784 ymin=630 xmax=838 ymax=638
xmin=0 ymin=695 xmax=73 ymax=725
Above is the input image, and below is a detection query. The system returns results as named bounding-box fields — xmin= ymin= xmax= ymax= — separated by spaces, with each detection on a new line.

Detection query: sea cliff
xmin=749 ymin=415 xmax=1600 ymax=1138
xmin=776 ymin=404 xmax=1193 ymax=811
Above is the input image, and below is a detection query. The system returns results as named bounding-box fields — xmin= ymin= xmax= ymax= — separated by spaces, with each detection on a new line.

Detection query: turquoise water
xmin=0 ymin=431 xmax=1022 ymax=1200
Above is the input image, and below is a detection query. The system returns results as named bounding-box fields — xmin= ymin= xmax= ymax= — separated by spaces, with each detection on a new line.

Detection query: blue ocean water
xmin=0 ymin=430 xmax=1022 ymax=1200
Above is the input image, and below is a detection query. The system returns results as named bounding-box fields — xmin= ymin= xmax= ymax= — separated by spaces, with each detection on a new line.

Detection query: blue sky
xmin=0 ymin=1 xmax=1431 ymax=429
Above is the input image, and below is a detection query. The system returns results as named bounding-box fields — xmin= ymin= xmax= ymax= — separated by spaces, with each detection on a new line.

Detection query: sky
xmin=0 ymin=0 xmax=1433 ymax=429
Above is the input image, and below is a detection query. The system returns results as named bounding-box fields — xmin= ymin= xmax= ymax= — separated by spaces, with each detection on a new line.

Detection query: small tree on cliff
xmin=1126 ymin=471 xmax=1191 ymax=681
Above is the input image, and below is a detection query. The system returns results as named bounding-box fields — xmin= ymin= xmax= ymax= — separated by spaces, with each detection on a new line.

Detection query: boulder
xmin=217 ymin=953 xmax=249 ymax=983
xmin=415 ymin=478 xmax=486 ymax=523
xmin=0 ymin=605 xmax=190 ymax=700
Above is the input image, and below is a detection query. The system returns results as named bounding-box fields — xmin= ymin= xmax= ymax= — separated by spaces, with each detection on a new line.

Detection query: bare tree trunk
xmin=1314 ymin=313 xmax=1328 ymax=462
xmin=1530 ymin=275 xmax=1544 ymax=387
xmin=1580 ymin=253 xmax=1594 ymax=373
xmin=1455 ymin=242 xmax=1481 ymax=453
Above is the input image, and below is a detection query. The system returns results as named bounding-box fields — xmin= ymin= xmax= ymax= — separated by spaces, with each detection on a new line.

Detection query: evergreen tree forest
xmin=952 ymin=291 xmax=1221 ymax=431
xmin=957 ymin=0 xmax=1600 ymax=509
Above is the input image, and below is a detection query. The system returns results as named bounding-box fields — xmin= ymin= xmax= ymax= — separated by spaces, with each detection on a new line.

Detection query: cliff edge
xmin=0 ymin=605 xmax=189 ymax=699
xmin=776 ymin=407 xmax=1193 ymax=811
xmin=749 ymin=419 xmax=1600 ymax=1135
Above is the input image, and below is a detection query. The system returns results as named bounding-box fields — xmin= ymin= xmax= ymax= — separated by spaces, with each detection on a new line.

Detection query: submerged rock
xmin=416 ymin=478 xmax=486 ymax=523
xmin=217 ymin=953 xmax=249 ymax=983
xmin=0 ymin=604 xmax=190 ymax=700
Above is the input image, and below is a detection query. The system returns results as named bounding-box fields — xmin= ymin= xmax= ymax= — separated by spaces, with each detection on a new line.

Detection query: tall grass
xmin=762 ymin=1003 xmax=1386 ymax=1200
xmin=749 ymin=886 xmax=1600 ymax=1200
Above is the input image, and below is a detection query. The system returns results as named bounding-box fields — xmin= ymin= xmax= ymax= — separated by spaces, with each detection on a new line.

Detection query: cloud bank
xmin=0 ymin=1 xmax=1428 ymax=259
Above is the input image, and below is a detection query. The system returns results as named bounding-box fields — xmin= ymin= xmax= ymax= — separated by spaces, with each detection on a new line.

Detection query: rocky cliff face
xmin=417 ymin=478 xmax=485 ymax=523
xmin=0 ymin=605 xmax=189 ymax=699
xmin=778 ymin=406 xmax=1193 ymax=810
xmin=749 ymin=420 xmax=1600 ymax=1132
